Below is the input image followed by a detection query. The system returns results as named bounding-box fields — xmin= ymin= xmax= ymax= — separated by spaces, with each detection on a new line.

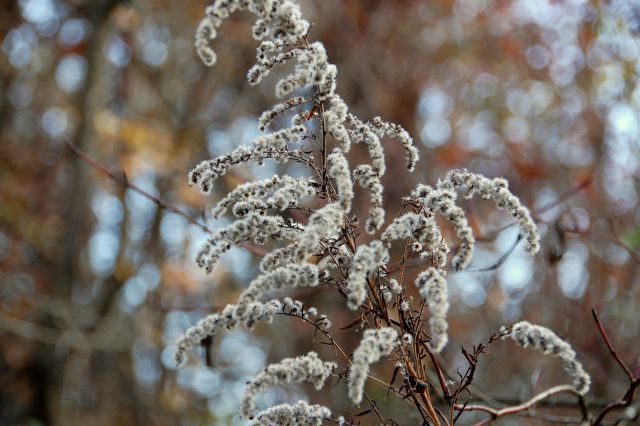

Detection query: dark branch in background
xmin=387 ymin=177 xmax=591 ymax=275
xmin=461 ymin=234 xmax=522 ymax=273
xmin=480 ymin=176 xmax=593 ymax=239
xmin=64 ymin=141 xmax=268 ymax=257
xmin=592 ymin=308 xmax=640 ymax=425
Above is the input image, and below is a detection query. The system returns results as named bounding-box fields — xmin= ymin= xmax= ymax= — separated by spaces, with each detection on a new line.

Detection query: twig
xmin=454 ymin=384 xmax=580 ymax=426
xmin=592 ymin=308 xmax=640 ymax=425
xmin=592 ymin=378 xmax=640 ymax=426
xmin=592 ymin=308 xmax=633 ymax=381
xmin=460 ymin=234 xmax=522 ymax=273
xmin=65 ymin=141 xmax=268 ymax=257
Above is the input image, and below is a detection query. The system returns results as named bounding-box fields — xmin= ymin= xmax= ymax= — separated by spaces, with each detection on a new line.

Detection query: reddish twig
xmin=65 ymin=141 xmax=268 ymax=257
xmin=592 ymin=308 xmax=640 ymax=425
xmin=591 ymin=308 xmax=633 ymax=381
xmin=455 ymin=384 xmax=580 ymax=426
xmin=593 ymin=377 xmax=640 ymax=425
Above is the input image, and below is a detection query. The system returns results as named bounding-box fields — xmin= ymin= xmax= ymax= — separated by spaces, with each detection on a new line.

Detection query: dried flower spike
xmin=415 ymin=268 xmax=449 ymax=353
xmin=348 ymin=327 xmax=398 ymax=404
xmin=250 ymin=400 xmax=332 ymax=426
xmin=241 ymin=351 xmax=336 ymax=418
xmin=508 ymin=321 xmax=591 ymax=395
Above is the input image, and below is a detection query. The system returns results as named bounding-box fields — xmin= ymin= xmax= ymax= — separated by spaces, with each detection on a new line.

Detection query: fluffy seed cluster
xmin=179 ymin=0 xmax=552 ymax=421
xmin=241 ymin=351 xmax=336 ymax=418
xmin=411 ymin=169 xmax=540 ymax=271
xmin=387 ymin=278 xmax=403 ymax=295
xmin=345 ymin=241 xmax=388 ymax=310
xmin=174 ymin=297 xmax=328 ymax=365
xmin=293 ymin=202 xmax=344 ymax=262
xmin=437 ymin=169 xmax=540 ymax=255
xmin=174 ymin=299 xmax=282 ymax=365
xmin=250 ymin=401 xmax=332 ymax=426
xmin=235 ymin=264 xmax=319 ymax=316
xmin=371 ymin=116 xmax=419 ymax=172
xmin=258 ymin=96 xmax=309 ymax=131
xmin=411 ymin=185 xmax=475 ymax=270
xmin=259 ymin=245 xmax=299 ymax=272
xmin=196 ymin=213 xmax=297 ymax=274
xmin=348 ymin=327 xmax=398 ymax=404
xmin=189 ymin=125 xmax=306 ymax=194
xmin=415 ymin=268 xmax=449 ymax=353
xmin=324 ymin=95 xmax=351 ymax=152
xmin=195 ymin=0 xmax=309 ymax=67
xmin=381 ymin=212 xmax=449 ymax=271
xmin=212 ymin=175 xmax=316 ymax=218
xmin=508 ymin=321 xmax=591 ymax=395
xmin=327 ymin=149 xmax=354 ymax=212
xmin=354 ymin=165 xmax=385 ymax=233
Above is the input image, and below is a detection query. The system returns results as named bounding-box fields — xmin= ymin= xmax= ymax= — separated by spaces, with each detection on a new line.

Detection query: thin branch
xmin=592 ymin=308 xmax=634 ymax=381
xmin=65 ymin=141 xmax=269 ymax=257
xmin=0 ymin=308 xmax=129 ymax=352
xmin=592 ymin=378 xmax=640 ymax=426
xmin=454 ymin=384 xmax=580 ymax=426
xmin=592 ymin=308 xmax=640 ymax=425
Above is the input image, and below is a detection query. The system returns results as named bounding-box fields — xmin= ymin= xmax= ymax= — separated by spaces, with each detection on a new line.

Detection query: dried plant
xmin=174 ymin=1 xmax=599 ymax=424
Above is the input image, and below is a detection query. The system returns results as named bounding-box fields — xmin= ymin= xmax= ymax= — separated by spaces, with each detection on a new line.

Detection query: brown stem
xmin=455 ymin=385 xmax=579 ymax=426
xmin=65 ymin=141 xmax=269 ymax=257
xmin=406 ymin=362 xmax=442 ymax=426
xmin=591 ymin=308 xmax=634 ymax=381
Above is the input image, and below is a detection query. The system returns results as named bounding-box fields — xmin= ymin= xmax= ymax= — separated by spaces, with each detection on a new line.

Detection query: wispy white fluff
xmin=316 ymin=244 xmax=353 ymax=274
xmin=212 ymin=175 xmax=316 ymax=218
xmin=412 ymin=185 xmax=475 ymax=270
xmin=196 ymin=213 xmax=298 ymax=274
xmin=327 ymin=148 xmax=354 ymax=212
xmin=250 ymin=400 xmax=332 ymax=426
xmin=508 ymin=321 xmax=591 ymax=395
xmin=324 ymin=94 xmax=351 ymax=152
xmin=353 ymin=165 xmax=385 ymax=233
xmin=175 ymin=297 xmax=330 ymax=366
xmin=174 ymin=299 xmax=282 ymax=365
xmin=274 ymin=42 xmax=334 ymax=99
xmin=294 ymin=203 xmax=344 ymax=262
xmin=415 ymin=268 xmax=449 ymax=352
xmin=347 ymin=114 xmax=387 ymax=233
xmin=260 ymin=245 xmax=298 ymax=272
xmin=401 ymin=333 xmax=414 ymax=346
xmin=348 ymin=114 xmax=385 ymax=176
xmin=437 ymin=169 xmax=540 ymax=255
xmin=381 ymin=212 xmax=449 ymax=271
xmin=258 ymin=97 xmax=309 ymax=130
xmin=241 ymin=351 xmax=336 ymax=418
xmin=387 ymin=278 xmax=403 ymax=295
xmin=348 ymin=327 xmax=398 ymax=404
xmin=195 ymin=0 xmax=310 ymax=67
xmin=381 ymin=212 xmax=425 ymax=244
xmin=249 ymin=46 xmax=307 ymax=85
xmin=371 ymin=116 xmax=419 ymax=172
xmin=236 ymin=264 xmax=319 ymax=317
xmin=345 ymin=241 xmax=388 ymax=310
xmin=189 ymin=125 xmax=306 ymax=193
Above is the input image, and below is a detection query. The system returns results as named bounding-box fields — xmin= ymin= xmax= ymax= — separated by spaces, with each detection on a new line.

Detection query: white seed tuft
xmin=415 ymin=268 xmax=449 ymax=352
xmin=348 ymin=327 xmax=398 ymax=404
xmin=241 ymin=352 xmax=336 ymax=418
xmin=508 ymin=321 xmax=591 ymax=395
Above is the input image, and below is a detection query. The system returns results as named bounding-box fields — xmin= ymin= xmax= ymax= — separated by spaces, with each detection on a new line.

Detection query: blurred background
xmin=1 ymin=0 xmax=639 ymax=424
